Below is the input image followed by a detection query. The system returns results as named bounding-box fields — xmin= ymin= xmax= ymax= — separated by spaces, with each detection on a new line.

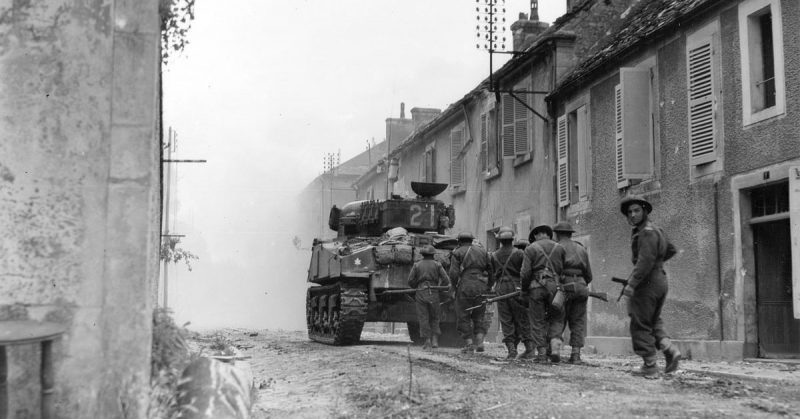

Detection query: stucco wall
xmin=0 ymin=1 xmax=161 ymax=417
xmin=556 ymin=0 xmax=800 ymax=348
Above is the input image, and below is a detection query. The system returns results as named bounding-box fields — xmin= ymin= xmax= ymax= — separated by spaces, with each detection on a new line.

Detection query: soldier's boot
xmin=518 ymin=340 xmax=536 ymax=360
xmin=568 ymin=347 xmax=582 ymax=364
xmin=638 ymin=356 xmax=659 ymax=379
xmin=474 ymin=333 xmax=485 ymax=353
xmin=431 ymin=334 xmax=439 ymax=349
xmin=659 ymin=338 xmax=681 ymax=374
xmin=504 ymin=342 xmax=518 ymax=360
xmin=422 ymin=338 xmax=432 ymax=350
xmin=460 ymin=338 xmax=475 ymax=354
xmin=549 ymin=338 xmax=562 ymax=364
xmin=535 ymin=346 xmax=549 ymax=363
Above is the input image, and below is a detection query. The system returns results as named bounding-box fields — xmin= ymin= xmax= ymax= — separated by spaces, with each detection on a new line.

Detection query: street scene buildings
xmin=302 ymin=0 xmax=800 ymax=361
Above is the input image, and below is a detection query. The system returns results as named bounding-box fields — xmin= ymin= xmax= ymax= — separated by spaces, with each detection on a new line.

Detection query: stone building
xmin=547 ymin=0 xmax=800 ymax=359
xmin=0 ymin=1 xmax=162 ymax=417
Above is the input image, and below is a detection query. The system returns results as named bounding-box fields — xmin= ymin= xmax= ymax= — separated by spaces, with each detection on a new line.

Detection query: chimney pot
xmin=400 ymin=102 xmax=405 ymax=119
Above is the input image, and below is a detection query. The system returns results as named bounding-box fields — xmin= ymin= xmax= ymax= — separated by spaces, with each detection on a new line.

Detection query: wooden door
xmin=753 ymin=219 xmax=799 ymax=357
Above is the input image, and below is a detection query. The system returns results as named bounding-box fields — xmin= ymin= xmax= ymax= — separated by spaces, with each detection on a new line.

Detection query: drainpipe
xmin=714 ymin=180 xmax=724 ymax=341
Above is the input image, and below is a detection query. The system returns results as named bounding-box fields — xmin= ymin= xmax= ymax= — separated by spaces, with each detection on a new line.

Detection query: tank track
xmin=307 ymin=281 xmax=368 ymax=345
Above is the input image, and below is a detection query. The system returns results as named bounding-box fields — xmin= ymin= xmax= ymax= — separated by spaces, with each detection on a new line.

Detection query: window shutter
xmin=502 ymin=94 xmax=515 ymax=158
xmin=614 ymin=84 xmax=628 ymax=188
xmin=480 ymin=113 xmax=488 ymax=171
xmin=620 ymin=68 xmax=653 ymax=179
xmin=687 ymin=40 xmax=717 ymax=165
xmin=557 ymin=115 xmax=569 ymax=207
xmin=450 ymin=127 xmax=464 ymax=186
xmin=514 ymin=93 xmax=529 ymax=155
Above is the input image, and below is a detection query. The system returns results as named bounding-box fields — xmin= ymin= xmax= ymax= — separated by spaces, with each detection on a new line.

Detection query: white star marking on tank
xmin=354 ymin=258 xmax=361 ymax=266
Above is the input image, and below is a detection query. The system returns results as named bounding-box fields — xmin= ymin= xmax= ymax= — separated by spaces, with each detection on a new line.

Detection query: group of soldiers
xmin=407 ymin=195 xmax=683 ymax=378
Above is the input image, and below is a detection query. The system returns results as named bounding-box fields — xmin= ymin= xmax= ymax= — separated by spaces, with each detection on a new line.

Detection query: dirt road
xmin=212 ymin=329 xmax=800 ymax=418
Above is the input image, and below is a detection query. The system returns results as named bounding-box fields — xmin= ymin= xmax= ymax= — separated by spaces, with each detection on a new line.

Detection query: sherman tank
xmin=306 ymin=181 xmax=462 ymax=346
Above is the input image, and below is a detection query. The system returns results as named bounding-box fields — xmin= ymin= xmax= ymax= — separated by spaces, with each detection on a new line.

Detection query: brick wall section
xmin=0 ymin=1 xmax=161 ymax=417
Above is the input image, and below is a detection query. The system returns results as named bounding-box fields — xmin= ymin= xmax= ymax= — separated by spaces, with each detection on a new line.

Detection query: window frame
xmin=738 ymin=0 xmax=785 ymax=126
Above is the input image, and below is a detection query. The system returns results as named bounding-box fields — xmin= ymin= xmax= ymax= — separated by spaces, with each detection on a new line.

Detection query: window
xmin=687 ymin=20 xmax=721 ymax=166
xmin=557 ymin=103 xmax=590 ymax=207
xmin=739 ymin=0 xmax=785 ymax=125
xmin=614 ymin=67 xmax=654 ymax=188
xmin=450 ymin=124 xmax=465 ymax=188
xmin=423 ymin=144 xmax=436 ymax=182
xmin=502 ymin=79 xmax=531 ymax=158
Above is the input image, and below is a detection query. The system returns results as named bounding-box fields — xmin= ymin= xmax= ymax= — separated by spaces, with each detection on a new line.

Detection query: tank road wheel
xmin=406 ymin=322 xmax=425 ymax=345
xmin=307 ymin=282 xmax=367 ymax=345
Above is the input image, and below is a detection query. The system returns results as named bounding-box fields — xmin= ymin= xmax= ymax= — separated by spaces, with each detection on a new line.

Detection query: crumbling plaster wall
xmin=0 ymin=0 xmax=161 ymax=417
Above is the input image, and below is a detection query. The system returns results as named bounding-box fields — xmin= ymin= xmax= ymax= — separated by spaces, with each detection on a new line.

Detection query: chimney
xmin=410 ymin=107 xmax=441 ymax=128
xmin=566 ymin=0 xmax=577 ymax=12
xmin=511 ymin=5 xmax=549 ymax=52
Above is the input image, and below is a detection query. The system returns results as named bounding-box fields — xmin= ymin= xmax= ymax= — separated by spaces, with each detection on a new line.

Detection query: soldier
xmin=521 ymin=225 xmax=565 ymax=363
xmin=449 ymin=231 xmax=493 ymax=354
xmin=408 ymin=245 xmax=451 ymax=350
xmin=620 ymin=196 xmax=681 ymax=378
xmin=489 ymin=227 xmax=534 ymax=360
xmin=552 ymin=222 xmax=593 ymax=364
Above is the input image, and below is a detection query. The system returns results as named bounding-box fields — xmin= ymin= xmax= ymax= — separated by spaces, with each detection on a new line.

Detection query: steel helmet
xmin=552 ymin=221 xmax=575 ymax=233
xmin=496 ymin=226 xmax=515 ymax=240
xmin=513 ymin=239 xmax=529 ymax=249
xmin=457 ymin=231 xmax=475 ymax=241
xmin=620 ymin=195 xmax=653 ymax=215
xmin=420 ymin=245 xmax=436 ymax=256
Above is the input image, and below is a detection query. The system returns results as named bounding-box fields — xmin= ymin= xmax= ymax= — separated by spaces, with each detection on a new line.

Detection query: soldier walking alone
xmin=407 ymin=245 xmax=451 ymax=350
xmin=521 ymin=225 xmax=565 ymax=363
xmin=552 ymin=222 xmax=593 ymax=364
xmin=449 ymin=232 xmax=493 ymax=354
xmin=620 ymin=196 xmax=681 ymax=378
xmin=489 ymin=227 xmax=534 ymax=360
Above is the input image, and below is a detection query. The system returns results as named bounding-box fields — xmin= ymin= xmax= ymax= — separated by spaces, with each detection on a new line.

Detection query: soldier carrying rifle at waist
xmin=552 ymin=222 xmax=593 ymax=365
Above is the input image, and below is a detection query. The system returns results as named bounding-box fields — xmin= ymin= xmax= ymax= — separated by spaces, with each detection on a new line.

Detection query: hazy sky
xmin=162 ymin=0 xmax=566 ymax=330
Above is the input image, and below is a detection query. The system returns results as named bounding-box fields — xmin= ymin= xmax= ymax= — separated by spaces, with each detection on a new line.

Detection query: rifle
xmin=611 ymin=276 xmax=630 ymax=302
xmin=380 ymin=286 xmax=450 ymax=295
xmin=465 ymin=290 xmax=521 ymax=312
xmin=561 ymin=283 xmax=609 ymax=302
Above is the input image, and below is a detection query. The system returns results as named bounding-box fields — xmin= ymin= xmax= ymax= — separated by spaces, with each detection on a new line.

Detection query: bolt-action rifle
xmin=379 ymin=286 xmax=450 ymax=295
xmin=561 ymin=283 xmax=609 ymax=302
xmin=611 ymin=276 xmax=631 ymax=302
xmin=465 ymin=290 xmax=521 ymax=312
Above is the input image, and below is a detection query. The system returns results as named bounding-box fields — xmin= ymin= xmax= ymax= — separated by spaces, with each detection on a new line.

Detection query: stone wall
xmin=0 ymin=0 xmax=161 ymax=417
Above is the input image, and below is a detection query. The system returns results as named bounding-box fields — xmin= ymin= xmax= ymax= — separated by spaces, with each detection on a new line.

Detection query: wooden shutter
xmin=424 ymin=146 xmax=435 ymax=182
xmin=480 ymin=113 xmax=488 ymax=171
xmin=687 ymin=39 xmax=717 ymax=165
xmin=614 ymin=84 xmax=628 ymax=188
xmin=576 ymin=105 xmax=589 ymax=200
xmin=450 ymin=127 xmax=464 ymax=186
xmin=502 ymin=94 xmax=515 ymax=158
xmin=620 ymin=68 xmax=653 ymax=179
xmin=557 ymin=115 xmax=569 ymax=207
xmin=514 ymin=92 xmax=529 ymax=155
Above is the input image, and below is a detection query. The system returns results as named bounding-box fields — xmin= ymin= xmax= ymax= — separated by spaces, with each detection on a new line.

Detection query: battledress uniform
xmin=556 ymin=237 xmax=593 ymax=356
xmin=490 ymin=245 xmax=532 ymax=355
xmin=449 ymin=243 xmax=493 ymax=343
xmin=628 ymin=220 xmax=677 ymax=364
xmin=520 ymin=239 xmax=565 ymax=358
xmin=408 ymin=256 xmax=451 ymax=342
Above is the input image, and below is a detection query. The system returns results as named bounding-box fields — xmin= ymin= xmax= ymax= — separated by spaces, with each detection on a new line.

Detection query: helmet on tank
xmin=496 ymin=226 xmax=515 ymax=240
xmin=620 ymin=195 xmax=653 ymax=215
xmin=457 ymin=231 xmax=475 ymax=241
xmin=420 ymin=245 xmax=436 ymax=256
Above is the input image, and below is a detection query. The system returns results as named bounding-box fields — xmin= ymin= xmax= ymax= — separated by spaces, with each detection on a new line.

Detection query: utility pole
xmin=160 ymin=127 xmax=207 ymax=309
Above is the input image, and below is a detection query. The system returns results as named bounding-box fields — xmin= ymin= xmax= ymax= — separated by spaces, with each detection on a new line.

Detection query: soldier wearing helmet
xmin=619 ymin=195 xmax=681 ymax=378
xmin=408 ymin=244 xmax=451 ymax=350
xmin=521 ymin=224 xmax=565 ymax=363
xmin=449 ymin=231 xmax=493 ymax=354
xmin=489 ymin=227 xmax=534 ymax=360
xmin=552 ymin=221 xmax=593 ymax=364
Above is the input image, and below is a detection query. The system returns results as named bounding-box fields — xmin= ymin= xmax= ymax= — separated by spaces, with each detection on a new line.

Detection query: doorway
xmin=751 ymin=182 xmax=798 ymax=357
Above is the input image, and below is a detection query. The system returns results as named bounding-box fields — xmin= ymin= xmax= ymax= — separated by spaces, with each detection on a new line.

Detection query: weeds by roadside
xmin=148 ymin=308 xmax=196 ymax=418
